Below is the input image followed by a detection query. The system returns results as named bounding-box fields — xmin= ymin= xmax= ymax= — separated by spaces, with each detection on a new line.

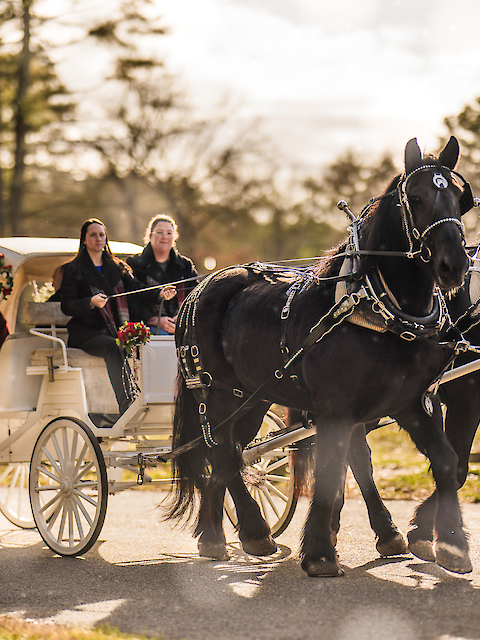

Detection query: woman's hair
xmin=74 ymin=218 xmax=129 ymax=270
xmin=144 ymin=214 xmax=179 ymax=246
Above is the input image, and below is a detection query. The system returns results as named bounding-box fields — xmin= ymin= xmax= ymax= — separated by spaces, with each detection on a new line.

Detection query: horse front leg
xmin=395 ymin=402 xmax=472 ymax=574
xmin=301 ymin=419 xmax=353 ymax=577
xmin=349 ymin=423 xmax=408 ymax=556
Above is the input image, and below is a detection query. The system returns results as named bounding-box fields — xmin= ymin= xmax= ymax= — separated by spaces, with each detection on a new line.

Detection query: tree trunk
xmin=9 ymin=0 xmax=32 ymax=235
xmin=0 ymin=82 xmax=5 ymax=235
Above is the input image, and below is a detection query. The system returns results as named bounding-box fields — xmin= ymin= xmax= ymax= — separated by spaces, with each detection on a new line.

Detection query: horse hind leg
xmin=226 ymin=471 xmax=277 ymax=556
xmin=196 ymin=480 xmax=229 ymax=560
xmin=349 ymin=423 xmax=408 ymax=557
xmin=196 ymin=406 xmax=277 ymax=559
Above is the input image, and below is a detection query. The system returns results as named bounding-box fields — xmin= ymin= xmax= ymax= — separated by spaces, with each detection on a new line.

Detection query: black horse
xmin=168 ymin=136 xmax=470 ymax=577
xmin=334 ymin=255 xmax=480 ymax=566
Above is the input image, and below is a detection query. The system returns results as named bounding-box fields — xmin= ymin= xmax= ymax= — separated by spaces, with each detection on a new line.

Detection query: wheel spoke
xmin=6 ymin=465 xmax=21 ymax=504
xmin=68 ymin=501 xmax=74 ymax=546
xmin=39 ymin=491 xmax=62 ymax=515
xmin=36 ymin=463 xmax=60 ymax=484
xmin=51 ymin=432 xmax=66 ymax=470
xmin=259 ymin=484 xmax=281 ymax=518
xmin=263 ymin=456 xmax=289 ymax=473
xmin=56 ymin=502 xmax=68 ymax=542
xmin=72 ymin=491 xmax=93 ymax=526
xmin=0 ymin=464 xmax=12 ymax=483
xmin=264 ymin=473 xmax=288 ymax=483
xmin=17 ymin=464 xmax=26 ymax=516
xmin=69 ymin=432 xmax=79 ymax=474
xmin=73 ymin=487 xmax=98 ymax=508
xmin=62 ymin=428 xmax=69 ymax=472
xmin=264 ymin=479 xmax=288 ymax=502
xmin=41 ymin=445 xmax=63 ymax=478
xmin=72 ymin=499 xmax=85 ymax=541
xmin=73 ymin=481 xmax=97 ymax=489
xmin=73 ymin=460 xmax=94 ymax=484
xmin=73 ymin=442 xmax=89 ymax=478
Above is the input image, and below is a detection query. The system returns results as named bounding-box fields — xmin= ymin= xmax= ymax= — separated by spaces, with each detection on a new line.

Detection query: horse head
xmin=401 ymin=136 xmax=470 ymax=290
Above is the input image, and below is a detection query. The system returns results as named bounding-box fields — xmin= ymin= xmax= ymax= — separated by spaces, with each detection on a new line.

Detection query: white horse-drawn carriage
xmin=0 ymin=238 xmax=303 ymax=556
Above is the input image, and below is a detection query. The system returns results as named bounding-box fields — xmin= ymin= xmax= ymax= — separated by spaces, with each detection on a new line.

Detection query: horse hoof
xmin=198 ymin=540 xmax=229 ymax=560
xmin=242 ymin=536 xmax=277 ymax=556
xmin=304 ymin=558 xmax=345 ymax=578
xmin=408 ymin=539 xmax=435 ymax=562
xmin=377 ymin=532 xmax=409 ymax=557
xmin=434 ymin=542 xmax=472 ymax=574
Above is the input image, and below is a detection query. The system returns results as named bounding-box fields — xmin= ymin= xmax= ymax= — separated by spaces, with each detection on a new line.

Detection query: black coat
xmin=60 ymin=252 xmax=158 ymax=347
xmin=127 ymin=244 xmax=198 ymax=319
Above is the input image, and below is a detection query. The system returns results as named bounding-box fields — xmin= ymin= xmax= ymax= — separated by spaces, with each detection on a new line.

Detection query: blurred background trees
xmin=1 ymin=0 xmax=478 ymax=272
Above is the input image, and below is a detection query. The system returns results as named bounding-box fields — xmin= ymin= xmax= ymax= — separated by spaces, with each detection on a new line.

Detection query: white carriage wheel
xmin=224 ymin=410 xmax=297 ymax=538
xmin=0 ymin=462 xmax=35 ymax=528
xmin=29 ymin=417 xmax=108 ymax=556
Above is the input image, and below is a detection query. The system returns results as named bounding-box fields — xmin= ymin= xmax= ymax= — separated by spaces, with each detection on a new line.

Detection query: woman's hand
xmin=90 ymin=293 xmax=108 ymax=309
xmin=160 ymin=285 xmax=176 ymax=301
xmin=159 ymin=315 xmax=176 ymax=334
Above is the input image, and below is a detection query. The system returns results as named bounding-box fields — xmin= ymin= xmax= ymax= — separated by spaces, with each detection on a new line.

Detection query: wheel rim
xmin=29 ymin=418 xmax=107 ymax=556
xmin=224 ymin=411 xmax=297 ymax=538
xmin=0 ymin=463 xmax=35 ymax=528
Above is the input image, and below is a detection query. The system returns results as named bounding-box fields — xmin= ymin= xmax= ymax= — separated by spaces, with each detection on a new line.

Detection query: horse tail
xmin=286 ymin=408 xmax=315 ymax=498
xmin=164 ymin=371 xmax=209 ymax=521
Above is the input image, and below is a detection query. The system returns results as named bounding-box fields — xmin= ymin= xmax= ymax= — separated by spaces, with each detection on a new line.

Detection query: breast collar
xmin=334 ymin=257 xmax=448 ymax=341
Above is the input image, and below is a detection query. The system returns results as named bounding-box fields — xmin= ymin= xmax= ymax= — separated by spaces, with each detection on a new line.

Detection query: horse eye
xmin=409 ymin=195 xmax=421 ymax=204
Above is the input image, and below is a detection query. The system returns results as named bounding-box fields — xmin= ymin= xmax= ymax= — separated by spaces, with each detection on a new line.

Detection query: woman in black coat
xmin=127 ymin=214 xmax=198 ymax=335
xmin=61 ymin=218 xmax=173 ymax=414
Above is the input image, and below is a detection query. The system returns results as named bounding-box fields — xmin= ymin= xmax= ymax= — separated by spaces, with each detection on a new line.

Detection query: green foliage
xmin=444 ymin=97 xmax=480 ymax=238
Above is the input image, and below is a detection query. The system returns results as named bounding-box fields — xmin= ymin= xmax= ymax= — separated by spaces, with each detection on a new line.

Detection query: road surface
xmin=2 ymin=491 xmax=480 ymax=640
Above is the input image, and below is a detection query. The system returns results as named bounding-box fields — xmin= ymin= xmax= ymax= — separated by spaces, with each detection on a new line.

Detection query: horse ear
xmin=405 ymin=138 xmax=422 ymax=174
xmin=438 ymin=136 xmax=460 ymax=169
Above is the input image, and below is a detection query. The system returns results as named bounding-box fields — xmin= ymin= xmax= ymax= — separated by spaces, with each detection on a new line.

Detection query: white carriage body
xmin=0 ymin=237 xmax=178 ymax=467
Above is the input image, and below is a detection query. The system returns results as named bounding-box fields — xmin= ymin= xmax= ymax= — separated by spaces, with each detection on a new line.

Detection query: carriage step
xmin=89 ymin=413 xmax=120 ymax=428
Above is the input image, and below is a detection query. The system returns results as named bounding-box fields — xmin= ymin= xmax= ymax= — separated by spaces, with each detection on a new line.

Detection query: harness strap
xmin=167 ymin=291 xmax=362 ymax=458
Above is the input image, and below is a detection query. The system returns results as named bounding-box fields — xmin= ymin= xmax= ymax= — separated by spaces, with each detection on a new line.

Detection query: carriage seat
xmin=23 ymin=301 xmax=71 ymax=327
xmin=24 ymin=302 xmax=118 ymax=412
xmin=30 ymin=348 xmax=118 ymax=414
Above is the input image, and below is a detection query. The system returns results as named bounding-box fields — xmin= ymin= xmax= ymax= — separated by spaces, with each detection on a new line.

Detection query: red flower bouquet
xmin=0 ymin=254 xmax=13 ymax=299
xmin=116 ymin=321 xmax=151 ymax=356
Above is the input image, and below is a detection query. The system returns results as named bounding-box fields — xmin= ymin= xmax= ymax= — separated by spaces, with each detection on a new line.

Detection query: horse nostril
xmin=440 ymin=259 xmax=452 ymax=275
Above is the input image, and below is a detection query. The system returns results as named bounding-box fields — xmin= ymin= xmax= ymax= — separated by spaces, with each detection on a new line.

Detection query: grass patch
xmin=0 ymin=618 xmax=165 ymax=640
xmin=343 ymin=420 xmax=480 ymax=502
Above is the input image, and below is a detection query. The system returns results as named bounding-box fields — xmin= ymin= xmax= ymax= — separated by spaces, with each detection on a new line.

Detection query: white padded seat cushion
xmin=31 ymin=348 xmax=118 ymax=413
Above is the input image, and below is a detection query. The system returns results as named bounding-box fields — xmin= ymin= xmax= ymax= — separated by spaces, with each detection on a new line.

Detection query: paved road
xmin=2 ymin=492 xmax=480 ymax=640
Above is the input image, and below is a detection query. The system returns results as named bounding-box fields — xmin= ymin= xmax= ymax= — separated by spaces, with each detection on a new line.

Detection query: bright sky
xmin=42 ymin=0 xmax=480 ymax=172
xmin=154 ymin=0 xmax=480 ymax=169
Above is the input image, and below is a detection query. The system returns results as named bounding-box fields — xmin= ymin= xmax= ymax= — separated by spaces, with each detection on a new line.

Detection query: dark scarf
xmin=79 ymin=252 xmax=131 ymax=336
